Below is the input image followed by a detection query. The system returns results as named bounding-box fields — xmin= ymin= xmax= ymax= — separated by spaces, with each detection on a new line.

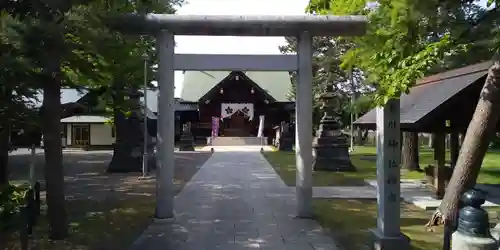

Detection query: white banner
xmin=257 ymin=115 xmax=265 ymax=138
xmin=221 ymin=103 xmax=254 ymax=120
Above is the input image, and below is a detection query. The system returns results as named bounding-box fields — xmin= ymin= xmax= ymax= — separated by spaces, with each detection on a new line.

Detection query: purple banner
xmin=211 ymin=117 xmax=219 ymax=138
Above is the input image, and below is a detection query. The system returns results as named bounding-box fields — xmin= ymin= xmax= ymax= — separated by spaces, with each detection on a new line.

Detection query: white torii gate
xmin=118 ymin=14 xmax=367 ymax=217
xmin=150 ymin=14 xmax=366 ymax=219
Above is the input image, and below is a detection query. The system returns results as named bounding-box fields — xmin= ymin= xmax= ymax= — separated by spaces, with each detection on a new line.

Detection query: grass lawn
xmin=313 ymin=199 xmax=500 ymax=250
xmin=263 ymin=146 xmax=500 ymax=186
xmin=265 ymin=147 xmax=500 ymax=249
xmin=3 ymin=152 xmax=212 ymax=250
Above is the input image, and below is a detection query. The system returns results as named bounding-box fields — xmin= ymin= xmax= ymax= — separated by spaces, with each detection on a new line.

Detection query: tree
xmin=81 ymin=0 xmax=181 ymax=172
xmin=307 ymin=0 xmax=500 ymax=231
xmin=401 ymin=132 xmax=421 ymax=171
xmin=279 ymin=36 xmax=374 ymax=128
xmin=1 ymin=0 xmax=170 ymax=238
xmin=0 ymin=13 xmax=41 ymax=185
xmin=427 ymin=58 xmax=500 ymax=230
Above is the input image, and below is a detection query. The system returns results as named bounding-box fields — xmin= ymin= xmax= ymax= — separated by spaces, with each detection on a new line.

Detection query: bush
xmin=0 ymin=184 xmax=28 ymax=231
xmin=490 ymin=133 xmax=500 ymax=149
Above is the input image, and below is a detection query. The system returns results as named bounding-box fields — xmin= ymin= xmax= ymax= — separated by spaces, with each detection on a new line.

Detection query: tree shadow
xmin=313 ymin=199 xmax=444 ymax=250
xmin=6 ymin=151 xmax=212 ymax=250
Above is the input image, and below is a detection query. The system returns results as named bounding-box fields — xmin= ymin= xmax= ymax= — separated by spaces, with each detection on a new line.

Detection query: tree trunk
xmin=356 ymin=128 xmax=363 ymax=145
xmin=450 ymin=132 xmax=460 ymax=168
xmin=0 ymin=124 xmax=10 ymax=185
xmin=401 ymin=132 xmax=420 ymax=171
xmin=0 ymin=88 xmax=13 ymax=186
xmin=42 ymin=60 xmax=68 ymax=239
xmin=427 ymin=59 xmax=500 ymax=229
xmin=107 ymin=86 xmax=143 ymax=173
xmin=360 ymin=129 xmax=369 ymax=145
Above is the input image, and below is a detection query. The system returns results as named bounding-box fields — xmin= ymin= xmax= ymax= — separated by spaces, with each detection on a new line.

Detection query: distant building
xmin=11 ymin=70 xmax=295 ymax=148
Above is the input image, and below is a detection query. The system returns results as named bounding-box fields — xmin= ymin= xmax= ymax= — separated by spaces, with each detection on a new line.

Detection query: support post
xmin=142 ymin=55 xmax=149 ymax=178
xmin=155 ymin=30 xmax=175 ymax=219
xmin=295 ymin=31 xmax=313 ymax=218
xmin=434 ymin=131 xmax=446 ymax=199
xmin=371 ymin=99 xmax=410 ymax=250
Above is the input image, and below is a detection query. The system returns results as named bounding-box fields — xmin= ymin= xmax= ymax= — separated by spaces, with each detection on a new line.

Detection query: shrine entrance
xmin=220 ymin=103 xmax=254 ymax=136
xmin=223 ymin=111 xmax=251 ymax=136
xmin=113 ymin=13 xmax=366 ymax=220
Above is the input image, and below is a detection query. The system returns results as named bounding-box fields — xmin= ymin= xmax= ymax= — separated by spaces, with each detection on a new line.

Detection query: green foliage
xmin=0 ymin=183 xmax=28 ymax=231
xmin=307 ymin=0 xmax=499 ymax=106
xmin=280 ymin=36 xmax=375 ymax=127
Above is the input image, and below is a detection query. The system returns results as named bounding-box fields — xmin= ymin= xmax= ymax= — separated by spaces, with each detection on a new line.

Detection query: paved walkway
xmin=130 ymin=151 xmax=340 ymax=250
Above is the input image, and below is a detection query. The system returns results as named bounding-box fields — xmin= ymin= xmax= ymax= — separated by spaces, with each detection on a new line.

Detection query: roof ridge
xmin=200 ymin=71 xmax=218 ymax=79
xmin=417 ymin=60 xmax=491 ymax=86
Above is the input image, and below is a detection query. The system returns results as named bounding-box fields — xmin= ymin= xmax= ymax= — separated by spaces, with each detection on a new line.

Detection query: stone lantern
xmin=312 ymin=83 xmax=355 ymax=172
xmin=179 ymin=122 xmax=195 ymax=151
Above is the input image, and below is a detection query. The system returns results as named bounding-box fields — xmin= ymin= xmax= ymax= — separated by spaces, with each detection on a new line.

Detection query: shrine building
xmin=176 ymin=70 xmax=294 ymax=141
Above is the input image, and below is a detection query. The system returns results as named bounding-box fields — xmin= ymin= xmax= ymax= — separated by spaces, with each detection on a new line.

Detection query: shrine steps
xmin=209 ymin=137 xmax=268 ymax=146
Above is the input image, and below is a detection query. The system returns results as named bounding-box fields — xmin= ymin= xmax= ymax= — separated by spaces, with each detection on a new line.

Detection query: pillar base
xmin=153 ymin=217 xmax=175 ymax=223
xmin=278 ymin=136 xmax=294 ymax=151
xmin=452 ymin=231 xmax=497 ymax=250
xmin=370 ymin=229 xmax=411 ymax=250
xmin=296 ymin=186 xmax=312 ymax=218
xmin=179 ymin=145 xmax=195 ymax=151
xmin=154 ymin=211 xmax=175 ymax=220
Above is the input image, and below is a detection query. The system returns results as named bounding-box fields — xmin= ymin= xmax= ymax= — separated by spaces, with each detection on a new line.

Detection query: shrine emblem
xmin=241 ymin=106 xmax=249 ymax=114
xmin=225 ymin=107 xmax=233 ymax=114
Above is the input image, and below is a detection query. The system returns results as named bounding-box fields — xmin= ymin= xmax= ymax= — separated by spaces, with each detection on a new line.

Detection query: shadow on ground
xmin=5 ymin=151 xmax=212 ymax=250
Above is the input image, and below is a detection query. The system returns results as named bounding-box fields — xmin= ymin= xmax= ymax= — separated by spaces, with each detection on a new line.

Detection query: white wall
xmin=90 ymin=124 xmax=115 ymax=145
xmin=66 ymin=124 xmax=72 ymax=146
xmin=64 ymin=123 xmax=115 ymax=146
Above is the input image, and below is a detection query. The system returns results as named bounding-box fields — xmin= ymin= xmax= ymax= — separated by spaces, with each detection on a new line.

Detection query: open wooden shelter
xmin=354 ymin=60 xmax=495 ymax=198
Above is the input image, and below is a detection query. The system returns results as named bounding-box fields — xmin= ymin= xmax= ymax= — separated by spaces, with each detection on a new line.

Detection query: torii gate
xmin=116 ymin=14 xmax=366 ymax=217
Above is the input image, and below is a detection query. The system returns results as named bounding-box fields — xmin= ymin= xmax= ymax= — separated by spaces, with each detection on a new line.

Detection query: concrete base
xmin=278 ymin=136 xmax=294 ymax=151
xmin=153 ymin=217 xmax=175 ymax=224
xmin=137 ymin=175 xmax=154 ymax=180
xmin=370 ymin=229 xmax=411 ymax=250
xmin=179 ymin=144 xmax=195 ymax=151
xmin=452 ymin=231 xmax=497 ymax=250
xmin=178 ymin=133 xmax=195 ymax=151
xmin=313 ymin=145 xmax=356 ymax=172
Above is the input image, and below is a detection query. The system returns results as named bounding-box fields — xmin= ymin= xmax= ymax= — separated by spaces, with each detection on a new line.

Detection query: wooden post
xmin=450 ymin=132 xmax=460 ymax=168
xmin=434 ymin=132 xmax=446 ymax=199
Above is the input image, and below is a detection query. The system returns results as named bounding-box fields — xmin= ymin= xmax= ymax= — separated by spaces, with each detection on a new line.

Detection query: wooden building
xmin=177 ymin=71 xmax=294 ymax=140
xmin=354 ymin=60 xmax=494 ymax=133
xmin=354 ymin=60 xmax=498 ymax=198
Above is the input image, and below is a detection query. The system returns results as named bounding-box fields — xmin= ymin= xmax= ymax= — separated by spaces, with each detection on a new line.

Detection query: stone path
xmin=310 ymin=180 xmax=500 ymax=210
xmin=130 ymin=151 xmax=341 ymax=250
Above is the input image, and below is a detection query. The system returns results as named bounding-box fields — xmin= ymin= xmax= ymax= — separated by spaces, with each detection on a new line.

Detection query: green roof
xmin=179 ymin=71 xmax=293 ymax=102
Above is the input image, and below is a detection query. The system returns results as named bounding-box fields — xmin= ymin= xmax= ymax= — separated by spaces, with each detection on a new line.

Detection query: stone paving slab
xmin=198 ymin=145 xmax=275 ymax=152
xmin=130 ymin=151 xmax=341 ymax=250
xmin=365 ymin=179 xmax=500 ymax=210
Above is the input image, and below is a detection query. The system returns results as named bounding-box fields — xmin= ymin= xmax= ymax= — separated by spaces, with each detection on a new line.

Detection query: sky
xmin=172 ymin=0 xmax=491 ymax=97
xmin=173 ymin=0 xmax=310 ymax=97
